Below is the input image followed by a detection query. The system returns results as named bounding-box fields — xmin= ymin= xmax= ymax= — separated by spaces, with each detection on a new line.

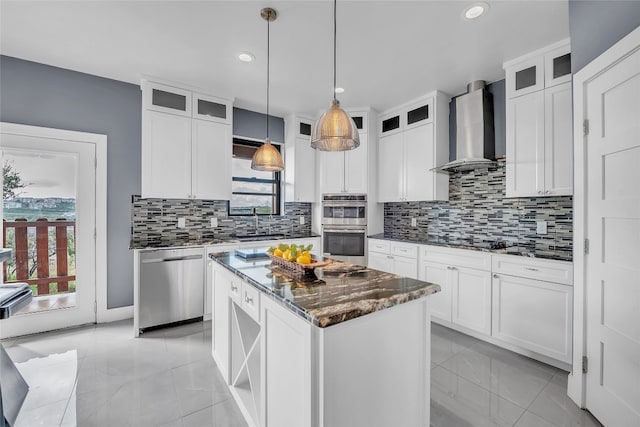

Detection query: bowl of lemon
xmin=267 ymin=243 xmax=332 ymax=274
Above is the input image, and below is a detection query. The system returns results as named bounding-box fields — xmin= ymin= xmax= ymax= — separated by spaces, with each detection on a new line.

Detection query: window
xmin=229 ymin=138 xmax=281 ymax=215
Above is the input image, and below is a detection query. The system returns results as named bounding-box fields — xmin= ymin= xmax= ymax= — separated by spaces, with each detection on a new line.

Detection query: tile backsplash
xmin=131 ymin=197 xmax=312 ymax=244
xmin=384 ymin=160 xmax=573 ymax=260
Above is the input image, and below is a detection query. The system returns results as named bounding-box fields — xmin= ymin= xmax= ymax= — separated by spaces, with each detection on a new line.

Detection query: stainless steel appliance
xmin=138 ymin=247 xmax=204 ymax=333
xmin=322 ymin=194 xmax=367 ymax=265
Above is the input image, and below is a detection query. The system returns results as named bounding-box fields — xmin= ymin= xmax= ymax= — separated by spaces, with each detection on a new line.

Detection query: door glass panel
xmin=2 ymin=149 xmax=77 ymax=312
xmin=299 ymin=122 xmax=312 ymax=136
xmin=382 ymin=116 xmax=400 ymax=133
xmin=351 ymin=116 xmax=364 ymax=129
xmin=197 ymin=99 xmax=227 ymax=119
xmin=515 ymin=66 xmax=537 ymax=90
xmin=323 ymin=232 xmax=365 ymax=256
xmin=152 ymin=89 xmax=187 ymax=111
xmin=407 ymin=105 xmax=429 ymax=125
xmin=553 ymin=53 xmax=572 ymax=79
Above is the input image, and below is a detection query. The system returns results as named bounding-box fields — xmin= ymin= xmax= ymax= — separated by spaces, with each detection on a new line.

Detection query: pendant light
xmin=251 ymin=7 xmax=284 ymax=171
xmin=310 ymin=0 xmax=360 ymax=151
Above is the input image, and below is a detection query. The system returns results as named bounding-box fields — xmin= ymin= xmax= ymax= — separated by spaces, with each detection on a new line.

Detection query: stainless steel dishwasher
xmin=138 ymin=247 xmax=204 ymax=333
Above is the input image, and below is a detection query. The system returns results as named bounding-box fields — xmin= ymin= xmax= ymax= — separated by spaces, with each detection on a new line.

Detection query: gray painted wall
xmin=0 ymin=55 xmax=141 ymax=309
xmin=448 ymin=79 xmax=506 ymax=161
xmin=233 ymin=107 xmax=284 ymax=143
xmin=569 ymin=0 xmax=640 ymax=72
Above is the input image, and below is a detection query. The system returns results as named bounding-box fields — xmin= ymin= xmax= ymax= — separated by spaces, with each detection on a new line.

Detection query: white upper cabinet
xmin=142 ymin=110 xmax=192 ymax=199
xmin=318 ymin=110 xmax=372 ymax=195
xmin=504 ymin=40 xmax=573 ymax=198
xmin=377 ymin=93 xmax=449 ymax=202
xmin=284 ymin=115 xmax=316 ymax=203
xmin=141 ymin=80 xmax=232 ymax=200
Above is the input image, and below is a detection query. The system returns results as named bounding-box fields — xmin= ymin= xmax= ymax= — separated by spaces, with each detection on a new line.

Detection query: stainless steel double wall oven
xmin=321 ymin=194 xmax=367 ymax=265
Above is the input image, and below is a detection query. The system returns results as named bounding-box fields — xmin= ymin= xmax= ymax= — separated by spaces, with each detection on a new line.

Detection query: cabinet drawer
xmin=241 ymin=282 xmax=260 ymax=323
xmin=368 ymin=239 xmax=391 ymax=254
xmin=420 ymin=245 xmax=491 ymax=271
xmin=390 ymin=243 xmax=417 ymax=259
xmin=492 ymin=255 xmax=573 ymax=285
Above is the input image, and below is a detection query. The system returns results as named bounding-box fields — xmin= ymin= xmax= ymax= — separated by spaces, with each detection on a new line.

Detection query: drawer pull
xmin=493 ymin=274 xmax=500 ymax=279
xmin=245 ymin=295 xmax=253 ymax=304
xmin=525 ymin=267 xmax=539 ymax=271
xmin=231 ymin=284 xmax=238 ymax=292
xmin=387 ymin=255 xmax=394 ymax=259
xmin=446 ymin=266 xmax=457 ymax=270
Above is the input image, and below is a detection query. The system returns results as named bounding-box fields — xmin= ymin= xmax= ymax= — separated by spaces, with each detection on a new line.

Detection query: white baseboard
xmin=97 ymin=305 xmax=133 ymax=323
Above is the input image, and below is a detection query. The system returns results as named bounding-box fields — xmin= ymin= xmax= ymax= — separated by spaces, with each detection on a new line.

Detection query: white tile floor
xmin=2 ymin=320 xmax=602 ymax=427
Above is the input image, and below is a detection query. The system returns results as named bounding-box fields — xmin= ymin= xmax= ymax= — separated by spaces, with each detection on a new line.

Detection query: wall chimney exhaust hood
xmin=435 ymin=80 xmax=495 ymax=173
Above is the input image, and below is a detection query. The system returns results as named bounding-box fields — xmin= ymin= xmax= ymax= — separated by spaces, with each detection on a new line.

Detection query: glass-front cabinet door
xmin=506 ymin=56 xmax=544 ymax=99
xmin=143 ymin=81 xmax=192 ymax=117
xmin=192 ymin=93 xmax=232 ymax=124
xmin=544 ymin=44 xmax=572 ymax=88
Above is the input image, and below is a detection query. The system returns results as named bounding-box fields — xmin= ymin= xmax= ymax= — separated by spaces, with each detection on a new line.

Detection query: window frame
xmin=228 ymin=138 xmax=282 ymax=216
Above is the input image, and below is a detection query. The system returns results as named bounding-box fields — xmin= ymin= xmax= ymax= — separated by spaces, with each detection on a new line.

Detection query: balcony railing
xmin=2 ymin=218 xmax=76 ymax=296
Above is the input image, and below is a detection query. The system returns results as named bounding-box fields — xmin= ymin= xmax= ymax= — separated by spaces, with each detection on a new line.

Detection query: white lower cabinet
xmin=492 ymin=255 xmax=573 ymax=364
xmin=419 ymin=246 xmax=492 ymax=335
xmin=367 ymin=239 xmax=418 ymax=279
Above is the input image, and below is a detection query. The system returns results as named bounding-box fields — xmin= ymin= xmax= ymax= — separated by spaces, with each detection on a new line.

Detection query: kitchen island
xmin=210 ymin=250 xmax=440 ymax=427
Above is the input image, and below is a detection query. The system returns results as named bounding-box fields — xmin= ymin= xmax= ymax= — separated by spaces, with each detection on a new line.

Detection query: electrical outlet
xmin=299 ymin=216 xmax=305 ymax=225
xmin=177 ymin=217 xmax=186 ymax=228
xmin=210 ymin=217 xmax=218 ymax=228
xmin=536 ymin=221 xmax=547 ymax=235
xmin=411 ymin=217 xmax=417 ymax=227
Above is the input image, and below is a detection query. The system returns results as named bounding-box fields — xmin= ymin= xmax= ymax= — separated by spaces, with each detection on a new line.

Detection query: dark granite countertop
xmin=368 ymin=234 xmax=572 ymax=262
xmin=209 ymin=251 xmax=440 ymax=328
xmin=130 ymin=234 xmax=321 ymax=250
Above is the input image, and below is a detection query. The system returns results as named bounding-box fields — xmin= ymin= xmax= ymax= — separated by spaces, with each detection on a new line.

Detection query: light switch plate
xmin=299 ymin=216 xmax=305 ymax=225
xmin=177 ymin=217 xmax=186 ymax=228
xmin=411 ymin=217 xmax=417 ymax=227
xmin=210 ymin=217 xmax=218 ymax=228
xmin=536 ymin=221 xmax=547 ymax=235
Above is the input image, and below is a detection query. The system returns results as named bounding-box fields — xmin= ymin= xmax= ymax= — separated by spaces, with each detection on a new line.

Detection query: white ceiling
xmin=0 ymin=1 xmax=569 ymax=117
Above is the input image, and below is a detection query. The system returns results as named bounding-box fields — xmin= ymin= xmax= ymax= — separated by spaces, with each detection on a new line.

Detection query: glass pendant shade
xmin=310 ymin=99 xmax=360 ymax=151
xmin=250 ymin=7 xmax=284 ymax=172
xmin=251 ymin=139 xmax=284 ymax=171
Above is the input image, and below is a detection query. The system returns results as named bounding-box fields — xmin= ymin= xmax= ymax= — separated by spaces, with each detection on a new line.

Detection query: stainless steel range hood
xmin=435 ymin=81 xmax=495 ymax=173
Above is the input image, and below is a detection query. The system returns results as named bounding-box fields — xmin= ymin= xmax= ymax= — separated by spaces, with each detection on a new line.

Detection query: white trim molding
xmin=569 ymin=24 xmax=640 ymax=408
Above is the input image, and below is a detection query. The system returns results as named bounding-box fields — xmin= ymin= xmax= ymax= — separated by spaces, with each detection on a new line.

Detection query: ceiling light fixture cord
xmin=266 ymin=15 xmax=270 ymax=139
xmin=333 ymin=0 xmax=337 ymax=101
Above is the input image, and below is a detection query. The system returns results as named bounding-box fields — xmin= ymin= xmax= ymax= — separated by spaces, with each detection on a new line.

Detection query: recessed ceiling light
xmin=334 ymin=87 xmax=345 ymax=94
xmin=238 ymin=52 xmax=255 ymax=63
xmin=463 ymin=2 xmax=489 ymax=20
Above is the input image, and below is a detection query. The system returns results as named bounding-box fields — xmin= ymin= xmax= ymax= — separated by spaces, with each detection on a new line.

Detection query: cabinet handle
xmin=447 ymin=266 xmax=457 ymax=271
xmin=231 ymin=284 xmax=238 ymax=292
xmin=493 ymin=274 xmax=500 ymax=279
xmin=387 ymin=255 xmax=394 ymax=259
xmin=544 ymin=190 xmax=550 ymax=194
xmin=537 ymin=191 xmax=543 ymax=195
xmin=525 ymin=267 xmax=539 ymax=271
xmin=245 ymin=295 xmax=253 ymax=304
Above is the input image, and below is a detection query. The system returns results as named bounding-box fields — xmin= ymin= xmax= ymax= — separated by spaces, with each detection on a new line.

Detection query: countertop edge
xmin=210 ymin=254 xmax=441 ymax=328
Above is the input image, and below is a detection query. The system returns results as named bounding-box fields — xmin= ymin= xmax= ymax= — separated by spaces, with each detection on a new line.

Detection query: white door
xmin=319 ymin=150 xmax=344 ymax=194
xmin=142 ymin=110 xmax=191 ymax=199
xmin=392 ymin=256 xmax=417 ymax=280
xmin=452 ymin=266 xmax=492 ymax=335
xmin=506 ymin=90 xmax=545 ymax=197
xmin=419 ymin=261 xmax=451 ymax=322
xmin=345 ymin=133 xmax=368 ymax=193
xmin=404 ymin=123 xmax=433 ymax=201
xmin=378 ymin=133 xmax=403 ymax=202
xmin=584 ymin=43 xmax=640 ymax=426
xmin=191 ymin=119 xmax=231 ymax=200
xmin=544 ymin=82 xmax=574 ymax=196
xmin=1 ymin=129 xmax=97 ymax=338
